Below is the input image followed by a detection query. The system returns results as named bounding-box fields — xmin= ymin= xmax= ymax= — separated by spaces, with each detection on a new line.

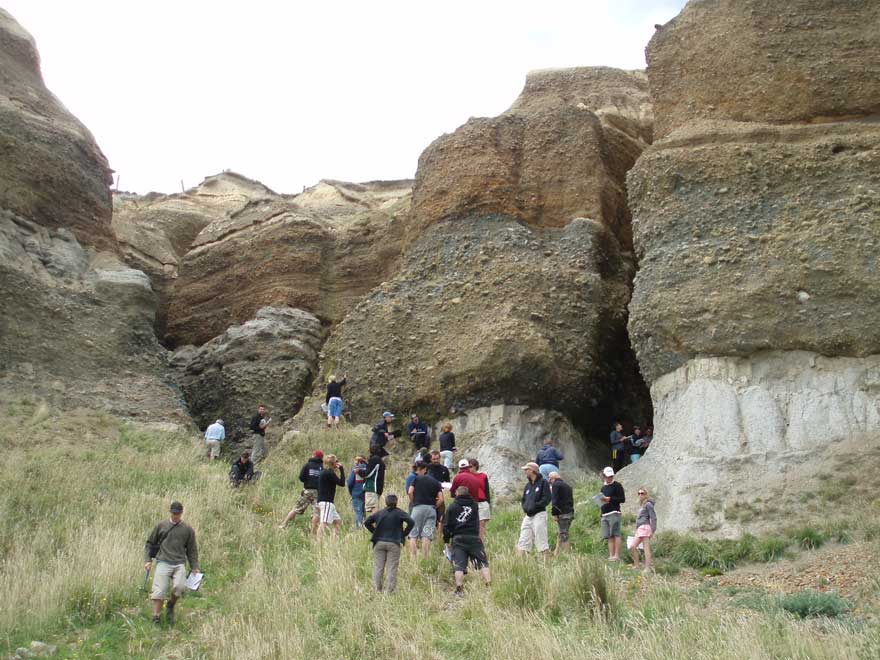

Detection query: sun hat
xmin=521 ymin=461 xmax=540 ymax=472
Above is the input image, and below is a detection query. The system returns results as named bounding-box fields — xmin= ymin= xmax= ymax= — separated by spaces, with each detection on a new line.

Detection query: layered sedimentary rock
xmin=112 ymin=173 xmax=277 ymax=337
xmin=317 ymin=67 xmax=653 ymax=472
xmin=0 ymin=9 xmax=114 ymax=251
xmin=165 ymin=179 xmax=412 ymax=346
xmin=648 ymin=0 xmax=880 ymax=139
xmin=172 ymin=307 xmax=322 ymax=441
xmin=623 ymin=0 xmax=880 ymax=533
xmin=0 ymin=10 xmax=187 ymax=425
xmin=409 ymin=67 xmax=651 ymax=249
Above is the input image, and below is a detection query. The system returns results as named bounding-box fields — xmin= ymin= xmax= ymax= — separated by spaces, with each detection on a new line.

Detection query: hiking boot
xmin=454 ymin=586 xmax=464 ymax=597
xmin=152 ymin=615 xmax=161 ymax=626
xmin=166 ymin=603 xmax=175 ymax=627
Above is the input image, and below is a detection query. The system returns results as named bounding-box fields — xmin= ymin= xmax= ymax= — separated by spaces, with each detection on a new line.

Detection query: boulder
xmin=0 ymin=9 xmax=113 ymax=250
xmin=648 ymin=0 xmax=880 ymax=138
xmin=409 ymin=67 xmax=650 ymax=249
xmin=172 ymin=307 xmax=322 ymax=441
xmin=624 ymin=0 xmax=880 ymax=533
xmin=165 ymin=179 xmax=412 ymax=346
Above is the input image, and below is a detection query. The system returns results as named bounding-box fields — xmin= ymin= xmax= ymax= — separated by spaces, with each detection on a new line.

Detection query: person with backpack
xmin=143 ymin=501 xmax=199 ymax=627
xmin=443 ymin=486 xmax=491 ymax=594
xmin=279 ymin=450 xmax=324 ymax=532
xmin=363 ymin=445 xmax=386 ymax=516
xmin=364 ymin=494 xmax=414 ymax=593
xmin=316 ymin=454 xmax=345 ymax=538
xmin=630 ymin=487 xmax=657 ymax=572
xmin=347 ymin=455 xmax=367 ymax=528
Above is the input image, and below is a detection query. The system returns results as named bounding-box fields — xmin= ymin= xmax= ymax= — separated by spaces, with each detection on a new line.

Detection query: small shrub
xmin=700 ymin=567 xmax=724 ymax=577
xmin=752 ymin=537 xmax=789 ymax=562
xmin=652 ymin=560 xmax=680 ymax=577
xmin=779 ymin=590 xmax=851 ymax=619
xmin=824 ymin=522 xmax=853 ymax=545
xmin=864 ymin=523 xmax=880 ymax=541
xmin=788 ymin=526 xmax=827 ymax=550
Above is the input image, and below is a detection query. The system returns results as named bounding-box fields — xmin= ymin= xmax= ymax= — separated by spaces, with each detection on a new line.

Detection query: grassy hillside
xmin=2 ymin=399 xmax=879 ymax=659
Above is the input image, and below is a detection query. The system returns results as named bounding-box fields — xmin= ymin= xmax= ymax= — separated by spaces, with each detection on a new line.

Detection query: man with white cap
xmin=599 ymin=466 xmax=626 ymax=561
xmin=203 ymin=419 xmax=225 ymax=460
xmin=517 ymin=461 xmax=552 ymax=559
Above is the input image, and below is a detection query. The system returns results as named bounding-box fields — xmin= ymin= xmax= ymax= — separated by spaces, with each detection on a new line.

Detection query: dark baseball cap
xmin=170 ymin=501 xmax=184 ymax=513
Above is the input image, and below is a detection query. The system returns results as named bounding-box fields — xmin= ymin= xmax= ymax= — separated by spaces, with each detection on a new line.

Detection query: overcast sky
xmin=6 ymin=0 xmax=686 ymax=195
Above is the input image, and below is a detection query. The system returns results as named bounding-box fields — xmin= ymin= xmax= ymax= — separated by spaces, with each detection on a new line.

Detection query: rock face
xmin=436 ymin=405 xmax=598 ymax=496
xmin=164 ymin=178 xmax=412 ymax=347
xmin=112 ymin=173 xmax=277 ymax=337
xmin=317 ymin=67 xmax=653 ymax=474
xmin=648 ymin=0 xmax=880 ymax=139
xmin=623 ymin=0 xmax=880 ymax=533
xmin=0 ymin=213 xmax=188 ymax=423
xmin=0 ymin=9 xmax=114 ymax=251
xmin=172 ymin=307 xmax=322 ymax=441
xmin=409 ymin=67 xmax=651 ymax=249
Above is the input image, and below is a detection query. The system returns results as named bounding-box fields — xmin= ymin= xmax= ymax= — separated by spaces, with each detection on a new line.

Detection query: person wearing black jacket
xmin=370 ymin=412 xmax=399 ymax=457
xmin=516 ymin=462 xmax=552 ymax=559
xmin=316 ymin=454 xmax=345 ymax=538
xmin=363 ymin=446 xmax=386 ymax=516
xmin=443 ymin=486 xmax=490 ymax=594
xmin=229 ymin=451 xmax=255 ymax=488
xmin=426 ymin=450 xmax=451 ymax=527
xmin=600 ymin=466 xmax=626 ymax=561
xmin=279 ymin=451 xmax=324 ymax=532
xmin=364 ymin=494 xmax=414 ymax=593
xmin=548 ymin=471 xmax=574 ymax=555
xmin=249 ymin=405 xmax=270 ymax=463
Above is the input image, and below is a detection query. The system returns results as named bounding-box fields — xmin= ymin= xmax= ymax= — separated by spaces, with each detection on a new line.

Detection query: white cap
xmin=458 ymin=459 xmax=470 ymax=469
xmin=602 ymin=467 xmax=615 ymax=477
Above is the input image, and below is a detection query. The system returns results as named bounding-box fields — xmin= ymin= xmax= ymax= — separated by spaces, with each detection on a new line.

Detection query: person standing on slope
xmin=443 ymin=486 xmax=490 ymax=595
xmin=204 ymin=419 xmax=225 ymax=461
xmin=316 ymin=454 xmax=346 ymax=538
xmin=363 ymin=445 xmax=386 ymax=516
xmin=347 ymin=455 xmax=367 ymax=528
xmin=468 ymin=458 xmax=492 ymax=543
xmin=535 ymin=437 xmax=564 ymax=480
xmin=279 ymin=450 xmax=324 ymax=532
xmin=364 ymin=494 xmax=414 ymax=593
xmin=144 ymin=501 xmax=200 ymax=627
xmin=250 ymin=405 xmax=270 ymax=463
xmin=548 ymin=471 xmax=574 ymax=555
xmin=600 ymin=466 xmax=626 ymax=561
xmin=516 ymin=462 xmax=552 ymax=560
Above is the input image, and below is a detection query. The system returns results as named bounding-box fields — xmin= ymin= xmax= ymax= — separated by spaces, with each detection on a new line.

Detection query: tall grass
xmin=1 ymin=405 xmax=878 ymax=659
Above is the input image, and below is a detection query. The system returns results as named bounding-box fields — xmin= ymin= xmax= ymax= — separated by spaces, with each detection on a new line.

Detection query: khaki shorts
xmin=317 ymin=501 xmax=342 ymax=524
xmin=365 ymin=491 xmax=380 ymax=514
xmin=206 ymin=439 xmax=221 ymax=458
xmin=291 ymin=489 xmax=318 ymax=516
xmin=151 ymin=562 xmax=186 ymax=600
xmin=517 ymin=511 xmax=549 ymax=553
xmin=478 ymin=501 xmax=491 ymax=521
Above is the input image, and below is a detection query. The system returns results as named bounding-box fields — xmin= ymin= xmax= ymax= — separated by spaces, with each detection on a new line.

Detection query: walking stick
xmin=141 ymin=566 xmax=151 ymax=593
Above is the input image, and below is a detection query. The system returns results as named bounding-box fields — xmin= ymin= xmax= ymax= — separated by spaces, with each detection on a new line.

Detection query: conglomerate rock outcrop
xmin=171 ymin=307 xmax=322 ymax=442
xmin=622 ymin=0 xmax=880 ymax=533
xmin=316 ymin=67 xmax=653 ymax=466
xmin=0 ymin=9 xmax=114 ymax=251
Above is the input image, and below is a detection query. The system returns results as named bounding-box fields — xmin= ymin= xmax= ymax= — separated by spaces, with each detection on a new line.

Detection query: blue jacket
xmin=347 ymin=463 xmax=366 ymax=499
xmin=535 ymin=444 xmax=564 ymax=467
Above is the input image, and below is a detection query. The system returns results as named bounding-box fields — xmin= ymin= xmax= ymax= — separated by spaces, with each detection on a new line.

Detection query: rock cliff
xmin=623 ymin=0 xmax=880 ymax=533
xmin=0 ymin=9 xmax=114 ymax=251
xmin=163 ymin=178 xmax=412 ymax=347
xmin=316 ymin=67 xmax=653 ymax=468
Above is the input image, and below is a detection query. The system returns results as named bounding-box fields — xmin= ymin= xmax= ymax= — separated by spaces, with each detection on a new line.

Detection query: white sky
xmin=5 ymin=0 xmax=687 ymax=195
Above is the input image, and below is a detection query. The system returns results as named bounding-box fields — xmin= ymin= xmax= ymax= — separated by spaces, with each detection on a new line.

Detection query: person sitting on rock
xmin=229 ymin=451 xmax=254 ymax=487
xmin=535 ymin=437 xmax=564 ymax=480
xmin=325 ymin=373 xmax=347 ymax=430
xmin=407 ymin=414 xmax=430 ymax=451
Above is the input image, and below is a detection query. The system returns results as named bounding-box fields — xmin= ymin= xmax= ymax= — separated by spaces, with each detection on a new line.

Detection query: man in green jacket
xmin=144 ymin=501 xmax=200 ymax=626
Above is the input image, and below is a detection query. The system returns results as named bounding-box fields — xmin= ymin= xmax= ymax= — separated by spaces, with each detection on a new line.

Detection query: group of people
xmin=608 ymin=421 xmax=653 ymax=472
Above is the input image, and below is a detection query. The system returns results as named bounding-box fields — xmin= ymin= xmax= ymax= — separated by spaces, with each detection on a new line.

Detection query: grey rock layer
xmin=172 ymin=307 xmax=322 ymax=440
xmin=620 ymin=352 xmax=880 ymax=534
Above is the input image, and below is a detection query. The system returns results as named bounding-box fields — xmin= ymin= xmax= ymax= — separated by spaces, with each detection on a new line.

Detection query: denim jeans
xmin=439 ymin=450 xmax=454 ymax=469
xmin=352 ymin=495 xmax=365 ymax=528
